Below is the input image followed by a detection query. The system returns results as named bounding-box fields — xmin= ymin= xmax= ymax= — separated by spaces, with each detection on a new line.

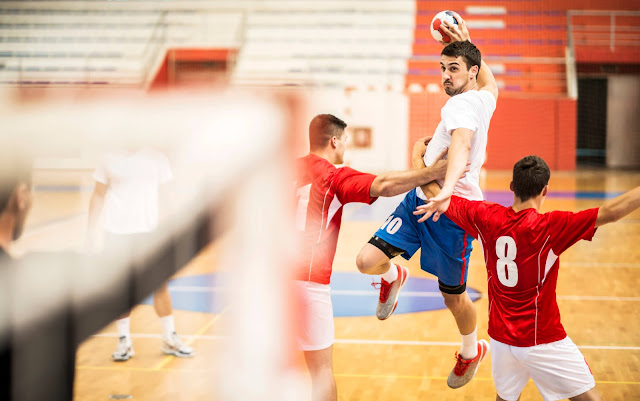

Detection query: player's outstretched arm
xmin=369 ymin=148 xmax=449 ymax=198
xmin=595 ymin=186 xmax=640 ymax=227
xmin=442 ymin=14 xmax=499 ymax=100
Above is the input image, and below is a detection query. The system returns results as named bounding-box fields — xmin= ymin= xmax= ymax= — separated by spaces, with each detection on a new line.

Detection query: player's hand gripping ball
xmin=431 ymin=11 xmax=459 ymax=44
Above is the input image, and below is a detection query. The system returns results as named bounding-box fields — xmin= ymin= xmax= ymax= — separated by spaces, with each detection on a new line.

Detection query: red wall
xmin=409 ymin=94 xmax=577 ymax=171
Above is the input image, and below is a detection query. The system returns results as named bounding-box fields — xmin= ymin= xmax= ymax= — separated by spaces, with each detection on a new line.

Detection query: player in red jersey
xmin=415 ymin=154 xmax=640 ymax=401
xmin=295 ymin=114 xmax=453 ymax=401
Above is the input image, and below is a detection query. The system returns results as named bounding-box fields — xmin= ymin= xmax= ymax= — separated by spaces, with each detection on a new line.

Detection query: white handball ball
xmin=430 ymin=10 xmax=459 ymax=44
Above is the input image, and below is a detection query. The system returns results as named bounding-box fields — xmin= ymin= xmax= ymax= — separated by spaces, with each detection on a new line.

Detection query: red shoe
xmin=374 ymin=265 xmax=409 ymax=320
xmin=447 ymin=339 xmax=489 ymax=389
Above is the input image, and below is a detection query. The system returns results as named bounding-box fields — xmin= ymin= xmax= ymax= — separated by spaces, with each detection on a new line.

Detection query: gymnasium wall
xmin=409 ymin=94 xmax=576 ymax=171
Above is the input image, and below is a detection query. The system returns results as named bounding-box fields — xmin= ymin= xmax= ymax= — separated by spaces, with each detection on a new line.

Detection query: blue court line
xmin=146 ymin=272 xmax=482 ymax=317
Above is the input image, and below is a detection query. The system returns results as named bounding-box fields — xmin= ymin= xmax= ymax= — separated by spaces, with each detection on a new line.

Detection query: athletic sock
xmin=160 ymin=315 xmax=176 ymax=339
xmin=380 ymin=263 xmax=399 ymax=283
xmin=116 ymin=318 xmax=131 ymax=341
xmin=460 ymin=327 xmax=478 ymax=360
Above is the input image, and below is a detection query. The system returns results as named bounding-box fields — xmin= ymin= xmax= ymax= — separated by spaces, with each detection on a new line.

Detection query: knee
xmin=356 ymin=250 xmax=379 ymax=274
xmin=443 ymin=293 xmax=466 ymax=313
xmin=355 ymin=252 xmax=369 ymax=273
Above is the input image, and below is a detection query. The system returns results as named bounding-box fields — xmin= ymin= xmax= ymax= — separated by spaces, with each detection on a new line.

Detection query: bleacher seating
xmin=0 ymin=2 xmax=243 ymax=86
xmin=0 ymin=1 xmax=637 ymax=94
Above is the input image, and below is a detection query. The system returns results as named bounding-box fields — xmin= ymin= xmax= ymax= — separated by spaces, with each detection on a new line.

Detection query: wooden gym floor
xmin=13 ymin=167 xmax=640 ymax=401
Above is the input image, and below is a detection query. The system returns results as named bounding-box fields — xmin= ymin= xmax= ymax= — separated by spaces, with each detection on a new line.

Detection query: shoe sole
xmin=112 ymin=352 xmax=134 ymax=362
xmin=378 ymin=267 xmax=409 ymax=321
xmin=162 ymin=349 xmax=195 ymax=358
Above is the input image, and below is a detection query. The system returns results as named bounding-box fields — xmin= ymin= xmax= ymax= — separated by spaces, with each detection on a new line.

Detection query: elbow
xmin=370 ymin=177 xmax=393 ymax=197
xmin=596 ymin=208 xmax=620 ymax=227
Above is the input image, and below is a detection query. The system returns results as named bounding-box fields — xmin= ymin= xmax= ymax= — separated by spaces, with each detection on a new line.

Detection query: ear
xmin=509 ymin=181 xmax=514 ymax=192
xmin=330 ymin=136 xmax=338 ymax=149
xmin=542 ymin=185 xmax=548 ymax=197
xmin=470 ymin=65 xmax=479 ymax=79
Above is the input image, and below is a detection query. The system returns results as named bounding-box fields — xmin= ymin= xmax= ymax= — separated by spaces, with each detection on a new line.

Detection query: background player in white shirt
xmin=87 ymin=147 xmax=194 ymax=361
xmin=356 ymin=15 xmax=499 ymax=389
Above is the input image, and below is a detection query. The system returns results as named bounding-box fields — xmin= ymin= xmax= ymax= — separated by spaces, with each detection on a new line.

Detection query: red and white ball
xmin=430 ymin=10 xmax=459 ymax=44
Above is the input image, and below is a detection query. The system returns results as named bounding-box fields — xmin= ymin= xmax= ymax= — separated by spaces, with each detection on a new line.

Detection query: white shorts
xmin=295 ymin=280 xmax=334 ymax=351
xmin=491 ymin=336 xmax=596 ymax=401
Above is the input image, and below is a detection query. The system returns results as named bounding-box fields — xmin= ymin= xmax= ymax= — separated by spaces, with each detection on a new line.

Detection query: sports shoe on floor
xmin=112 ymin=336 xmax=134 ymax=362
xmin=162 ymin=332 xmax=195 ymax=357
xmin=447 ymin=339 xmax=489 ymax=389
xmin=375 ymin=265 xmax=409 ymax=320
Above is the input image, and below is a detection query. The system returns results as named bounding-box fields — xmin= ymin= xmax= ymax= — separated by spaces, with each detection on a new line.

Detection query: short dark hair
xmin=441 ymin=41 xmax=481 ymax=78
xmin=309 ymin=114 xmax=347 ymax=150
xmin=512 ymin=155 xmax=550 ymax=202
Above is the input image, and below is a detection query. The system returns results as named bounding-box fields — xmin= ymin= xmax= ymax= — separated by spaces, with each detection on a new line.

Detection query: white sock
xmin=161 ymin=315 xmax=176 ymax=339
xmin=380 ymin=263 xmax=399 ymax=283
xmin=116 ymin=318 xmax=131 ymax=341
xmin=460 ymin=327 xmax=478 ymax=360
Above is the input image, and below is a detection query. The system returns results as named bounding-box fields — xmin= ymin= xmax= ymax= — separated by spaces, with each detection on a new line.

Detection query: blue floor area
xmin=143 ymin=272 xmax=482 ymax=318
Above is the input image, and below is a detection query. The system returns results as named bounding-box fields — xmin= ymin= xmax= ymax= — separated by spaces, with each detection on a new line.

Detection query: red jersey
xmin=295 ymin=154 xmax=377 ymax=284
xmin=446 ymin=195 xmax=599 ymax=347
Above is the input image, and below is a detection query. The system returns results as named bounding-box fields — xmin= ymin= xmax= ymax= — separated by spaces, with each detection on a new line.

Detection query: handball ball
xmin=431 ymin=11 xmax=459 ymax=43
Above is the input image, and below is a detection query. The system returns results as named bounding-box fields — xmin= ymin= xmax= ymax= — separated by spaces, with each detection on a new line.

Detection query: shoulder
xmin=334 ymin=166 xmax=373 ymax=181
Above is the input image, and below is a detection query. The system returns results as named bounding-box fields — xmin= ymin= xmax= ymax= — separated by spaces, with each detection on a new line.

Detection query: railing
xmin=567 ymin=9 xmax=640 ymax=51
xmin=566 ymin=10 xmax=640 ymax=98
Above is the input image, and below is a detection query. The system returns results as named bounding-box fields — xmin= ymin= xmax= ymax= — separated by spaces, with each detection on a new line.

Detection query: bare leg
xmin=442 ymin=291 xmax=477 ymax=335
xmin=153 ymin=281 xmax=173 ymax=317
xmin=304 ymin=346 xmax=337 ymax=401
xmin=356 ymin=243 xmax=392 ymax=275
xmin=570 ymin=388 xmax=603 ymax=401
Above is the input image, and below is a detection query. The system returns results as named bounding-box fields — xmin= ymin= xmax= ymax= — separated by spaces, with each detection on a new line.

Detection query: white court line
xmin=168 ymin=286 xmax=640 ymax=301
xmin=90 ymin=333 xmax=640 ymax=351
xmin=562 ymin=262 xmax=640 ymax=268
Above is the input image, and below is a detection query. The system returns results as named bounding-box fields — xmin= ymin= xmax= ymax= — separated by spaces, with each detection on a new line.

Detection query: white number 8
xmin=496 ymin=236 xmax=518 ymax=287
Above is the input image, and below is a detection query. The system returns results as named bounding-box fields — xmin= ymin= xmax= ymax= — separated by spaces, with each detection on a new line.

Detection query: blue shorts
xmin=373 ymin=189 xmax=474 ymax=288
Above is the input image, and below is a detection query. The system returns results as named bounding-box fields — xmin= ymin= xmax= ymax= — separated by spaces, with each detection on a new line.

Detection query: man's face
xmin=12 ymin=183 xmax=32 ymax=240
xmin=440 ymin=55 xmax=474 ymax=96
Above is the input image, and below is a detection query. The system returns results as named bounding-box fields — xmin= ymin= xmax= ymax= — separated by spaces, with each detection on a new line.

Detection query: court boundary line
xmin=151 ymin=305 xmax=230 ymax=371
xmin=90 ymin=333 xmax=640 ymax=351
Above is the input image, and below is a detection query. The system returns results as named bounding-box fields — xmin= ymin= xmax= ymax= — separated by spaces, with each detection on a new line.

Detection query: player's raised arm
xmin=442 ymin=14 xmax=499 ymax=100
xmin=595 ymin=186 xmax=640 ymax=227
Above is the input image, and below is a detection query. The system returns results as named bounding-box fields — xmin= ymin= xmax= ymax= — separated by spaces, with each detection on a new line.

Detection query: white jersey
xmin=93 ymin=148 xmax=172 ymax=234
xmin=418 ymin=89 xmax=496 ymax=201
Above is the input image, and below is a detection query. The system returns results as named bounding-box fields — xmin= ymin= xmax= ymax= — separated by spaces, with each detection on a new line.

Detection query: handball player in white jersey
xmin=356 ymin=15 xmax=498 ymax=388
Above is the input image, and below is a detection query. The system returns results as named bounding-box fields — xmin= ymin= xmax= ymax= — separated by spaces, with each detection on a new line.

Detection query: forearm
xmin=596 ymin=186 xmax=640 ymax=227
xmin=477 ymin=59 xmax=498 ymax=98
xmin=87 ymin=193 xmax=105 ymax=235
xmin=440 ymin=134 xmax=471 ymax=197
xmin=412 ymin=155 xmax=441 ymax=199
xmin=370 ymin=168 xmax=440 ymax=198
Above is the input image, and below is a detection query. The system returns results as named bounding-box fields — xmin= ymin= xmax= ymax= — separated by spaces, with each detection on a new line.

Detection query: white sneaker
xmin=162 ymin=332 xmax=195 ymax=357
xmin=112 ymin=336 xmax=134 ymax=361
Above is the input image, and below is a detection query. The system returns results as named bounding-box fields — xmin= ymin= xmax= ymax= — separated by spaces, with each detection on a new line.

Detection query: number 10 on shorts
xmin=381 ymin=215 xmax=403 ymax=235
